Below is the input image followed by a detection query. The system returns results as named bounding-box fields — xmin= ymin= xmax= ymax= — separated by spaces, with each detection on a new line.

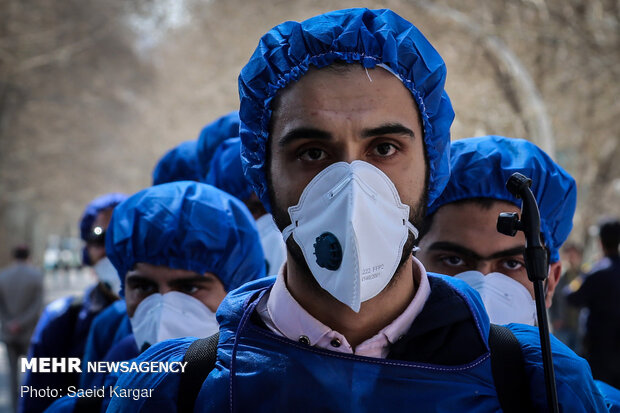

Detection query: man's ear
xmin=545 ymin=261 xmax=562 ymax=308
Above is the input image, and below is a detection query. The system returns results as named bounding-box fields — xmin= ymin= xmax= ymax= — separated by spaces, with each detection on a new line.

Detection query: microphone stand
xmin=496 ymin=172 xmax=559 ymax=413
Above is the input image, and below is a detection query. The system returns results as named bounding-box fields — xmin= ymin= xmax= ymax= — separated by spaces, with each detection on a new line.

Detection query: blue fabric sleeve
xmin=83 ymin=334 xmax=140 ymax=391
xmin=597 ymin=380 xmax=620 ymax=413
xmin=106 ymin=337 xmax=195 ymax=412
xmin=508 ymin=323 xmax=609 ymax=412
xmin=80 ymin=300 xmax=128 ymax=388
xmin=21 ymin=297 xmax=82 ymax=413
xmin=43 ymin=395 xmax=77 ymax=413
xmin=100 ymin=370 xmax=121 ymax=413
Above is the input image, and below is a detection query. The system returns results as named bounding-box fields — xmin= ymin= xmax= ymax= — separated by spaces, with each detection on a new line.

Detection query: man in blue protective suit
xmin=416 ymin=136 xmax=574 ymax=326
xmin=106 ymin=181 xmax=265 ymax=355
xmin=108 ymin=9 xmax=608 ymax=412
xmin=206 ymin=137 xmax=287 ymax=274
xmin=79 ymin=112 xmax=242 ymax=390
xmin=415 ymin=136 xmax=620 ymax=411
xmin=46 ymin=181 xmax=266 ymax=412
xmin=21 ymin=193 xmax=127 ymax=413
xmin=79 ymin=138 xmax=202 ymax=390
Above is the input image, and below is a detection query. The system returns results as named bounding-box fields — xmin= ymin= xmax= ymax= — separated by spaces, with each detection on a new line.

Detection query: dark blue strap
xmin=489 ymin=324 xmax=534 ymax=412
xmin=177 ymin=332 xmax=220 ymax=413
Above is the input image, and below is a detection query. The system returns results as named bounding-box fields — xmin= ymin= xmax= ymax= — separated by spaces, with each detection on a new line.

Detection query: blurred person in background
xmin=46 ymin=181 xmax=266 ymax=412
xmin=0 ymin=244 xmax=43 ymax=412
xmin=568 ymin=218 xmax=620 ymax=388
xmin=20 ymin=193 xmax=127 ymax=413
xmin=550 ymin=242 xmax=584 ymax=351
xmin=206 ymin=137 xmax=287 ymax=274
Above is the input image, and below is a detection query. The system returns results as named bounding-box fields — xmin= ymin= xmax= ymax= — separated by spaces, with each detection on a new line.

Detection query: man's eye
xmin=373 ymin=142 xmax=397 ymax=157
xmin=502 ymin=259 xmax=524 ymax=271
xmin=177 ymin=284 xmax=200 ymax=295
xmin=298 ymin=148 xmax=326 ymax=161
xmin=130 ymin=282 xmax=155 ymax=295
xmin=441 ymin=256 xmax=465 ymax=267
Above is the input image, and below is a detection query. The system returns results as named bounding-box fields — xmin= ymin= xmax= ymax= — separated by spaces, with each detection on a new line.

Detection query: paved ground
xmin=0 ymin=269 xmax=95 ymax=413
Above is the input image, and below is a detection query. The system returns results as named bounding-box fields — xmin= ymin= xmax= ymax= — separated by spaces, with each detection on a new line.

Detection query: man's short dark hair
xmin=599 ymin=218 xmax=620 ymax=252
xmin=13 ymin=244 xmax=30 ymax=260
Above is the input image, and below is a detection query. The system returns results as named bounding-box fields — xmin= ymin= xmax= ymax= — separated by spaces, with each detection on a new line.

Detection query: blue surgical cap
xmin=106 ymin=181 xmax=265 ymax=295
xmin=80 ymin=193 xmax=128 ymax=266
xmin=429 ymin=136 xmax=577 ymax=263
xmin=80 ymin=193 xmax=128 ymax=241
xmin=196 ymin=111 xmax=241 ymax=179
xmin=152 ymin=140 xmax=201 ymax=185
xmin=206 ymin=138 xmax=254 ymax=202
xmin=238 ymin=8 xmax=454 ymax=212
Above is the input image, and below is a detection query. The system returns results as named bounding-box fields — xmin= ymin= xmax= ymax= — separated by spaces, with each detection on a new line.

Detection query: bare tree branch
xmin=410 ymin=0 xmax=556 ymax=157
xmin=16 ymin=24 xmax=112 ymax=73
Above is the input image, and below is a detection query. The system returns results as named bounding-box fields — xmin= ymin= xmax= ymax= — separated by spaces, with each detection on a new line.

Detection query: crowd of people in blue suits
xmin=7 ymin=7 xmax=620 ymax=413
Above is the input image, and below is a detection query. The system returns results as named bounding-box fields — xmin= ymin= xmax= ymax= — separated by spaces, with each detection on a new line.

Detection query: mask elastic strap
xmin=406 ymin=221 xmax=420 ymax=252
xmin=406 ymin=221 xmax=419 ymax=239
xmin=282 ymin=222 xmax=296 ymax=243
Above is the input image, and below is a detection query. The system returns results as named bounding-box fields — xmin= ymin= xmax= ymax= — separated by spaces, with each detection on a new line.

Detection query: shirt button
xmin=298 ymin=335 xmax=310 ymax=345
xmin=330 ymin=338 xmax=341 ymax=348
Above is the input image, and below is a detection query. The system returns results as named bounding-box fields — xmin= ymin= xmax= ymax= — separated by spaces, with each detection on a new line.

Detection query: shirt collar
xmin=266 ymin=256 xmax=431 ymax=353
xmin=266 ymin=263 xmax=333 ymax=346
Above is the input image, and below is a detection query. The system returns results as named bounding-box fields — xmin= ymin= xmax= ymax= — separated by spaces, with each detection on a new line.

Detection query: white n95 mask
xmin=282 ymin=161 xmax=418 ymax=313
xmin=454 ymin=271 xmax=537 ymax=326
xmin=130 ymin=291 xmax=219 ymax=351
xmin=93 ymin=257 xmax=121 ymax=296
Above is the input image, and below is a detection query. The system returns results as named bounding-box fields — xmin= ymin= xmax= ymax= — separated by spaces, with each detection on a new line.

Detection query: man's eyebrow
xmin=487 ymin=246 xmax=526 ymax=260
xmin=277 ymin=127 xmax=332 ymax=147
xmin=427 ymin=242 xmax=482 ymax=261
xmin=428 ymin=241 xmax=526 ymax=262
xmin=168 ymin=276 xmax=210 ymax=286
xmin=362 ymin=123 xmax=415 ymax=139
xmin=125 ymin=274 xmax=154 ymax=284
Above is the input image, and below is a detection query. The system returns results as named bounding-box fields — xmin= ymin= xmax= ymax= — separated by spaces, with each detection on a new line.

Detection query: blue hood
xmin=152 ymin=140 xmax=202 ymax=185
xmin=429 ymin=136 xmax=577 ymax=262
xmin=106 ymin=181 xmax=265 ymax=295
xmin=196 ymin=111 xmax=241 ymax=179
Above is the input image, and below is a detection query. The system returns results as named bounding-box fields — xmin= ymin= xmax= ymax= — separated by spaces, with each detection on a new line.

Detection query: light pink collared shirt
xmin=256 ymin=256 xmax=431 ymax=358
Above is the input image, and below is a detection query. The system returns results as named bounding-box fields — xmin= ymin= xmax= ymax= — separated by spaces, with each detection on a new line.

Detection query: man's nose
xmin=338 ymin=142 xmax=363 ymax=164
xmin=159 ymin=285 xmax=174 ymax=295
xmin=476 ymin=261 xmax=493 ymax=275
